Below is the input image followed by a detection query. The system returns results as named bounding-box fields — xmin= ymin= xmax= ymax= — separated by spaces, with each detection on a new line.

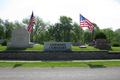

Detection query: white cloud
xmin=0 ymin=0 xmax=120 ymax=30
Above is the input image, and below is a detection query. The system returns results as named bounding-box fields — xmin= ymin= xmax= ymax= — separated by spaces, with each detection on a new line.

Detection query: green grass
xmin=0 ymin=61 xmax=120 ymax=68
xmin=0 ymin=45 xmax=44 ymax=51
xmin=72 ymin=46 xmax=100 ymax=51
xmin=0 ymin=45 xmax=120 ymax=52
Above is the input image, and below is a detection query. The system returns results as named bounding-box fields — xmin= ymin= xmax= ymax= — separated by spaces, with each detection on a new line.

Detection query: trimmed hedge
xmin=94 ymin=32 xmax=107 ymax=40
xmin=112 ymin=43 xmax=120 ymax=47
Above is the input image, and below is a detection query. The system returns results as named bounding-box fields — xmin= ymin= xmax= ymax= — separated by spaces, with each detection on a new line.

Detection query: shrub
xmin=112 ymin=43 xmax=120 ymax=47
xmin=94 ymin=32 xmax=107 ymax=40
xmin=1 ymin=39 xmax=9 ymax=46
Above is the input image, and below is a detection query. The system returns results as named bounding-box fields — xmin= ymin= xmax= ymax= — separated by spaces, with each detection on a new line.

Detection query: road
xmin=0 ymin=67 xmax=120 ymax=80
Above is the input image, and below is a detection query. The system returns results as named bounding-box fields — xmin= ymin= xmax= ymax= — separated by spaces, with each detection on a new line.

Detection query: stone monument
xmin=94 ymin=39 xmax=111 ymax=49
xmin=7 ymin=28 xmax=33 ymax=48
xmin=44 ymin=42 xmax=71 ymax=51
xmin=73 ymin=42 xmax=82 ymax=46
xmin=89 ymin=40 xmax=96 ymax=46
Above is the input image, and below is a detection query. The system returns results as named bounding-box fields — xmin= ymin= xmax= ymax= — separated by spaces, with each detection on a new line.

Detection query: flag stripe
xmin=27 ymin=12 xmax=35 ymax=33
xmin=80 ymin=14 xmax=94 ymax=32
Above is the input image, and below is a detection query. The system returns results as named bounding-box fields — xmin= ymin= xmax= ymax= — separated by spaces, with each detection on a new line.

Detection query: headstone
xmin=94 ymin=39 xmax=111 ymax=49
xmin=0 ymin=39 xmax=4 ymax=44
xmin=7 ymin=28 xmax=33 ymax=48
xmin=89 ymin=40 xmax=96 ymax=46
xmin=44 ymin=42 xmax=71 ymax=51
xmin=73 ymin=42 xmax=82 ymax=46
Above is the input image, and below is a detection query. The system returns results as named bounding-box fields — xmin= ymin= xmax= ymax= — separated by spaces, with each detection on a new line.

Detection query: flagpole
xmin=32 ymin=24 xmax=34 ymax=50
xmin=79 ymin=14 xmax=81 ymax=50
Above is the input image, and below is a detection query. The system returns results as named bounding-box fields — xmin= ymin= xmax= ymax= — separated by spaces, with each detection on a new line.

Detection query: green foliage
xmin=92 ymin=23 xmax=100 ymax=37
xmin=1 ymin=16 xmax=120 ymax=45
xmin=1 ymin=39 xmax=9 ymax=46
xmin=101 ymin=28 xmax=114 ymax=43
xmin=72 ymin=22 xmax=81 ymax=42
xmin=112 ymin=43 xmax=120 ymax=47
xmin=84 ymin=30 xmax=92 ymax=44
xmin=59 ymin=16 xmax=73 ymax=42
xmin=46 ymin=40 xmax=56 ymax=42
xmin=94 ymin=32 xmax=107 ymax=40
xmin=114 ymin=29 xmax=120 ymax=43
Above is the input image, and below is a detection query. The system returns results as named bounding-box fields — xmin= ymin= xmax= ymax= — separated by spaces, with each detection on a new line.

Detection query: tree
xmin=0 ymin=18 xmax=4 ymax=39
xmin=94 ymin=32 xmax=107 ymax=40
xmin=22 ymin=18 xmax=30 ymax=29
xmin=72 ymin=22 xmax=80 ymax=42
xmin=46 ymin=25 xmax=55 ymax=41
xmin=101 ymin=28 xmax=114 ymax=43
xmin=4 ymin=20 xmax=14 ymax=39
xmin=92 ymin=23 xmax=100 ymax=38
xmin=114 ymin=29 xmax=120 ymax=43
xmin=84 ymin=29 xmax=92 ymax=44
xmin=54 ymin=23 xmax=62 ymax=42
xmin=14 ymin=20 xmax=25 ymax=29
xmin=22 ymin=16 xmax=47 ymax=43
xmin=59 ymin=16 xmax=73 ymax=42
xmin=34 ymin=16 xmax=46 ymax=43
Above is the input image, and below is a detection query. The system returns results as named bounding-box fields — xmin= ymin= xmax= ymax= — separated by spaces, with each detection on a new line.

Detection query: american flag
xmin=27 ymin=11 xmax=35 ymax=33
xmin=80 ymin=14 xmax=94 ymax=32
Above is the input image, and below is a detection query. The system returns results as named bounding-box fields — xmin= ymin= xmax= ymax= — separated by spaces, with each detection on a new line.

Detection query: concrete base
xmin=94 ymin=46 xmax=111 ymax=49
xmin=7 ymin=42 xmax=34 ymax=48
xmin=79 ymin=46 xmax=87 ymax=48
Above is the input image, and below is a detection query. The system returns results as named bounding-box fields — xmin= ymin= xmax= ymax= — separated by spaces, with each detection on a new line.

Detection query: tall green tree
xmin=47 ymin=25 xmax=55 ymax=41
xmin=59 ymin=16 xmax=73 ymax=42
xmin=54 ymin=23 xmax=62 ymax=42
xmin=101 ymin=28 xmax=114 ymax=43
xmin=0 ymin=18 xmax=4 ymax=39
xmin=92 ymin=23 xmax=100 ymax=38
xmin=72 ymin=22 xmax=80 ymax=42
xmin=114 ymin=29 xmax=120 ymax=43
xmin=14 ymin=20 xmax=25 ymax=29
xmin=4 ymin=20 xmax=14 ymax=39
xmin=34 ymin=16 xmax=46 ymax=43
xmin=84 ymin=29 xmax=92 ymax=44
xmin=22 ymin=16 xmax=47 ymax=43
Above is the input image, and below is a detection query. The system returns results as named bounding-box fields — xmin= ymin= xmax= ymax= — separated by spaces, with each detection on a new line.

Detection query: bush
xmin=1 ymin=39 xmax=9 ymax=46
xmin=112 ymin=43 xmax=120 ymax=47
xmin=94 ymin=32 xmax=107 ymax=40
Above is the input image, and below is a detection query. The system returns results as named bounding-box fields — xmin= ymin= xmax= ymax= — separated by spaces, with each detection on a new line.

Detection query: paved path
xmin=0 ymin=67 xmax=120 ymax=80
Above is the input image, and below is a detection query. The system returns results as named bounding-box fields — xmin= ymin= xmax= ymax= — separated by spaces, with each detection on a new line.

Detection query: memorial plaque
xmin=44 ymin=42 xmax=71 ymax=51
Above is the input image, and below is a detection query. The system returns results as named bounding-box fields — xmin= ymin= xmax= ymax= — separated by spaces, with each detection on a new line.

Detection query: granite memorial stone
xmin=94 ymin=39 xmax=111 ymax=49
xmin=7 ymin=28 xmax=33 ymax=48
xmin=73 ymin=42 xmax=82 ymax=46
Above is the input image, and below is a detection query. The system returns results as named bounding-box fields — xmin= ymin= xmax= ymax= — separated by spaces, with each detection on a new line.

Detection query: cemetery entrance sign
xmin=44 ymin=42 xmax=71 ymax=51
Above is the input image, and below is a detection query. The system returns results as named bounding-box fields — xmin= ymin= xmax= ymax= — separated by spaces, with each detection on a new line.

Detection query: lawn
xmin=0 ymin=61 xmax=120 ymax=68
xmin=0 ymin=45 xmax=120 ymax=52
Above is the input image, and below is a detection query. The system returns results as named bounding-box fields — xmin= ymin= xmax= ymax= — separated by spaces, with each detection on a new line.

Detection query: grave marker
xmin=7 ymin=28 xmax=33 ymax=48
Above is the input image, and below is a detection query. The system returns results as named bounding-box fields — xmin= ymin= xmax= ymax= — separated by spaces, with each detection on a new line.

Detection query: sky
xmin=0 ymin=0 xmax=120 ymax=31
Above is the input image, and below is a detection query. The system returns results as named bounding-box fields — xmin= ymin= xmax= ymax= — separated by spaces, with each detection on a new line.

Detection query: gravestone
xmin=89 ymin=42 xmax=95 ymax=46
xmin=44 ymin=42 xmax=71 ymax=51
xmin=73 ymin=42 xmax=82 ymax=46
xmin=94 ymin=39 xmax=111 ymax=49
xmin=0 ymin=39 xmax=4 ymax=44
xmin=7 ymin=28 xmax=33 ymax=48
